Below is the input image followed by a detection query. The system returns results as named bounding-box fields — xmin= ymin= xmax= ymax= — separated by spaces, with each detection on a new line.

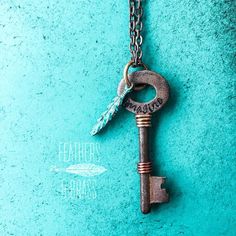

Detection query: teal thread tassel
xmin=90 ymin=85 xmax=132 ymax=135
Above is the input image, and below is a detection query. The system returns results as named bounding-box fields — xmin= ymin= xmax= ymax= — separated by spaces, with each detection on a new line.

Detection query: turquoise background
xmin=0 ymin=0 xmax=235 ymax=235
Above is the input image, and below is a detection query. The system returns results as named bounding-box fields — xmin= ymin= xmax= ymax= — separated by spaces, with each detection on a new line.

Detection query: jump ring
xmin=123 ymin=60 xmax=148 ymax=87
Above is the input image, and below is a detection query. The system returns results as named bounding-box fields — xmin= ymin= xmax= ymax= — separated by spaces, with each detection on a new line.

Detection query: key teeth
xmin=149 ymin=176 xmax=169 ymax=204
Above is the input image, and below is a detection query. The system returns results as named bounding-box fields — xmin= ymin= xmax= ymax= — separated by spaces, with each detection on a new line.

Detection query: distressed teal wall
xmin=0 ymin=0 xmax=235 ymax=235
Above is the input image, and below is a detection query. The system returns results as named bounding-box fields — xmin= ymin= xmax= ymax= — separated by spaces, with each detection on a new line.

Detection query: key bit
xmin=117 ymin=69 xmax=170 ymax=214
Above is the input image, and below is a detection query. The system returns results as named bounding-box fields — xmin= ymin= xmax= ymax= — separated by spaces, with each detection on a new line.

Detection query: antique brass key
xmin=118 ymin=70 xmax=169 ymax=214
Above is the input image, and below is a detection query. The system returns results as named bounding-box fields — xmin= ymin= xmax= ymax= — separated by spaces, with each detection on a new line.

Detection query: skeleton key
xmin=118 ymin=70 xmax=169 ymax=214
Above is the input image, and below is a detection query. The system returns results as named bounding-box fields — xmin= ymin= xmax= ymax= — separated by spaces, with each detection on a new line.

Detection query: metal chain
xmin=129 ymin=0 xmax=143 ymax=66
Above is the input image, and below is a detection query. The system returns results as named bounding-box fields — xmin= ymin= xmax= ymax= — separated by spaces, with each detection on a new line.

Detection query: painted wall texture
xmin=0 ymin=0 xmax=235 ymax=235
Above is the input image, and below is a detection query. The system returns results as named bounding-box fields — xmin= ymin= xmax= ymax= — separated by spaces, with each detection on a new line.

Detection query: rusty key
xmin=118 ymin=70 xmax=169 ymax=214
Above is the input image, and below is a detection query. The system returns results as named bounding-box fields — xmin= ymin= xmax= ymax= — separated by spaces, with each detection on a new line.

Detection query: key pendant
xmin=118 ymin=70 xmax=169 ymax=214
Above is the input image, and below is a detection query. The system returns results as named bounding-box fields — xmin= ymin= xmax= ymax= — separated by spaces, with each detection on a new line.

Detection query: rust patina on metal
xmin=118 ymin=70 xmax=169 ymax=214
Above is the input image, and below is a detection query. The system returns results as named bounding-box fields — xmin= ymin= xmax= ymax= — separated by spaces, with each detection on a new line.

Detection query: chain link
xmin=129 ymin=0 xmax=144 ymax=66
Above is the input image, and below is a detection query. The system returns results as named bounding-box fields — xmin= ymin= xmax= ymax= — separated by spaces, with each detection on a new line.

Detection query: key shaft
xmin=137 ymin=114 xmax=152 ymax=213
xmin=136 ymin=114 xmax=168 ymax=214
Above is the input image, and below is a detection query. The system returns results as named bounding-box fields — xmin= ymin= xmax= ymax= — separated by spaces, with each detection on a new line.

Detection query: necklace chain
xmin=129 ymin=0 xmax=143 ymax=66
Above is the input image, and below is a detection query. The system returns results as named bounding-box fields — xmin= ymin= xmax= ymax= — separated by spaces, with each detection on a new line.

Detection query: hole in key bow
xmin=130 ymin=84 xmax=156 ymax=103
